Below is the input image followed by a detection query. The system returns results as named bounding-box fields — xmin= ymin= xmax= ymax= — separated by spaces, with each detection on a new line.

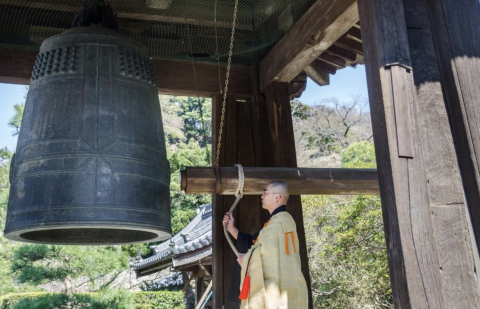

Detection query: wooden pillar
xmin=263 ymin=82 xmax=312 ymax=308
xmin=211 ymin=68 xmax=312 ymax=308
xmin=357 ymin=0 xmax=444 ymax=307
xmin=424 ymin=0 xmax=480 ymax=256
xmin=212 ymin=90 xmax=271 ymax=309
xmin=195 ymin=276 xmax=205 ymax=305
xmin=402 ymin=0 xmax=480 ymax=306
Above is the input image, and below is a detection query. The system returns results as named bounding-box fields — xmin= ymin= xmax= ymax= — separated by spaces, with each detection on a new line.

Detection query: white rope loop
xmin=234 ymin=164 xmax=244 ymax=199
xmin=223 ymin=164 xmax=245 ymax=257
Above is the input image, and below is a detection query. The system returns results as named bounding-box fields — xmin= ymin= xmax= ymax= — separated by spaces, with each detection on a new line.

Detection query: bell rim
xmin=4 ymin=224 xmax=171 ymax=245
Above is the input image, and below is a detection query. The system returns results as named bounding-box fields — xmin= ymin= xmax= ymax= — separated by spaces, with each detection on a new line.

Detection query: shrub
xmin=0 ymin=291 xmax=184 ymax=309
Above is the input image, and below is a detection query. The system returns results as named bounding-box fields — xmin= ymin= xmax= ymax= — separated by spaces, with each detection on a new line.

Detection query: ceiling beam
xmin=333 ymin=36 xmax=363 ymax=55
xmin=325 ymin=45 xmax=358 ymax=63
xmin=0 ymin=46 xmax=252 ymax=97
xmin=259 ymin=0 xmax=359 ymax=90
xmin=319 ymin=53 xmax=347 ymax=68
xmin=303 ymin=66 xmax=329 ymax=87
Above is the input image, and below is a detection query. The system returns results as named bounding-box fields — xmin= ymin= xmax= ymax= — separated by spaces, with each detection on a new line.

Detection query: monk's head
xmin=261 ymin=180 xmax=290 ymax=214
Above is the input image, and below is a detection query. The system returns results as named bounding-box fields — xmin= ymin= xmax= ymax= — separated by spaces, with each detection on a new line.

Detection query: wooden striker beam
xmin=181 ymin=166 xmax=379 ymax=195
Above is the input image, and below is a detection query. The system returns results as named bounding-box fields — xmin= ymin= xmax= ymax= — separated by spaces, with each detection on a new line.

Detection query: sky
xmin=0 ymin=65 xmax=369 ymax=152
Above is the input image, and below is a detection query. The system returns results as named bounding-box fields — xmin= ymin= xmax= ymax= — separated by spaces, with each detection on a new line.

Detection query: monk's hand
xmin=222 ymin=212 xmax=234 ymax=232
xmin=237 ymin=253 xmax=245 ymax=266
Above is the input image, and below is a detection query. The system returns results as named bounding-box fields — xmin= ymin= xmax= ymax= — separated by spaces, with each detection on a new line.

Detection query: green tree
xmin=160 ymin=95 xmax=212 ymax=234
xmin=8 ymin=103 xmax=25 ymax=136
xmin=302 ymin=142 xmax=392 ymax=308
xmin=11 ymin=245 xmax=130 ymax=294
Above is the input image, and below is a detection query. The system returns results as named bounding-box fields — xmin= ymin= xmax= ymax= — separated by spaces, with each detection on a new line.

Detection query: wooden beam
xmin=358 ymin=0 xmax=444 ymax=307
xmin=325 ymin=45 xmax=358 ymax=62
xmin=153 ymin=60 xmax=252 ymax=96
xmin=181 ymin=167 xmax=379 ymax=195
xmin=259 ymin=0 xmax=358 ymax=90
xmin=319 ymin=53 xmax=347 ymax=68
xmin=303 ymin=66 xmax=329 ymax=86
xmin=195 ymin=281 xmax=212 ymax=309
xmin=0 ymin=47 xmax=36 ymax=85
xmin=333 ymin=36 xmax=363 ymax=55
xmin=0 ymin=46 xmax=252 ymax=96
xmin=345 ymin=27 xmax=362 ymax=43
xmin=312 ymin=59 xmax=337 ymax=75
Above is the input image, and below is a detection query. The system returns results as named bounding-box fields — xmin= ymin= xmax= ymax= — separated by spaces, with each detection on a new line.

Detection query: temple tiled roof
xmin=130 ymin=204 xmax=212 ymax=272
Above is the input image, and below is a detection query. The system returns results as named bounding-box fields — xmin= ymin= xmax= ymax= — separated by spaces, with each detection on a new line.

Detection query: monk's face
xmin=261 ymin=184 xmax=276 ymax=209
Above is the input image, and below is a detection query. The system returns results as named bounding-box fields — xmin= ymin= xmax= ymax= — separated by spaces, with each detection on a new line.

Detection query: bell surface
xmin=4 ymin=27 xmax=171 ymax=245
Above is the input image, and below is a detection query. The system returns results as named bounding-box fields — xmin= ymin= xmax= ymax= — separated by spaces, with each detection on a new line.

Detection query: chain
xmin=215 ymin=0 xmax=239 ymax=167
xmin=186 ymin=23 xmax=210 ymax=163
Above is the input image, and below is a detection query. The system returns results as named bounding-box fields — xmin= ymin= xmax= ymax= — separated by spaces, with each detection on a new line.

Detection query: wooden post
xmin=424 ymin=0 xmax=480 ymax=257
xmin=212 ymin=90 xmax=271 ymax=309
xmin=403 ymin=0 xmax=480 ymax=306
xmin=357 ymin=0 xmax=444 ymax=307
xmin=263 ymin=81 xmax=312 ymax=308
xmin=211 ymin=68 xmax=313 ymax=308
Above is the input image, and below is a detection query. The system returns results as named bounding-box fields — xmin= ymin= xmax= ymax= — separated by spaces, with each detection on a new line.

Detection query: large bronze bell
xmin=4 ymin=26 xmax=171 ymax=245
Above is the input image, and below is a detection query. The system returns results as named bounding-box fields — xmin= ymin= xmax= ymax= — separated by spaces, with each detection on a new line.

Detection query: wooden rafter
xmin=259 ymin=0 xmax=359 ymax=90
xmin=325 ymin=45 xmax=358 ymax=63
xmin=303 ymin=66 xmax=329 ymax=86
xmin=319 ymin=53 xmax=347 ymax=68
xmin=333 ymin=36 xmax=363 ymax=55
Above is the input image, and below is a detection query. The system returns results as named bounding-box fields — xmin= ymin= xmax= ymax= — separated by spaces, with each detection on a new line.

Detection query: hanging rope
xmin=207 ymin=0 xmax=242 ymax=256
xmin=224 ymin=164 xmax=244 ymax=257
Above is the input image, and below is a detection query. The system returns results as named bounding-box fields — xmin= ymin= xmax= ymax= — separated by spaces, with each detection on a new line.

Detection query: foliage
xmin=0 ymin=291 xmax=184 ymax=309
xmin=133 ymin=291 xmax=184 ymax=309
xmin=291 ymin=96 xmax=371 ymax=166
xmin=10 ymin=245 xmax=130 ymax=293
xmin=160 ymin=96 xmax=212 ymax=234
xmin=7 ymin=104 xmax=24 ymax=137
xmin=341 ymin=141 xmax=377 ymax=169
xmin=301 ymin=141 xmax=392 ymax=308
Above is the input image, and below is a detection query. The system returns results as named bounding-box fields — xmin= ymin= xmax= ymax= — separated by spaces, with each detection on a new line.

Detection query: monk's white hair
xmin=268 ymin=180 xmax=290 ymax=201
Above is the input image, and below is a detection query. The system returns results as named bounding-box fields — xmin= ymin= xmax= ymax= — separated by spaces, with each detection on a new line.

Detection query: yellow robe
xmin=240 ymin=211 xmax=308 ymax=309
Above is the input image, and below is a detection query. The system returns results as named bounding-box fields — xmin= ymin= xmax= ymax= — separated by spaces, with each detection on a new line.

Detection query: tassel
xmin=239 ymin=271 xmax=251 ymax=300
xmin=291 ymin=232 xmax=296 ymax=253
xmin=285 ymin=233 xmax=290 ymax=255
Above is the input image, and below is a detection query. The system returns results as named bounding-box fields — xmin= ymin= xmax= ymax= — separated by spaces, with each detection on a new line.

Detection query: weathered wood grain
xmin=333 ymin=36 xmax=364 ymax=55
xmin=325 ymin=45 xmax=358 ymax=62
xmin=403 ymin=0 xmax=480 ymax=306
xmin=319 ymin=53 xmax=347 ymax=68
xmin=259 ymin=0 xmax=358 ymax=90
xmin=358 ymin=0 xmax=445 ymax=306
xmin=390 ymin=65 xmax=414 ymax=158
xmin=425 ymin=0 xmax=480 ymax=257
xmin=180 ymin=166 xmax=379 ymax=195
xmin=312 ymin=59 xmax=337 ymax=75
xmin=0 ymin=47 xmax=36 ymax=85
xmin=303 ymin=66 xmax=330 ymax=86
xmin=264 ymin=82 xmax=312 ymax=308
xmin=0 ymin=46 xmax=252 ymax=96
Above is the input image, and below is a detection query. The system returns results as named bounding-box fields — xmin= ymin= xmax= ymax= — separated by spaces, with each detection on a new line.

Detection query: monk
xmin=223 ymin=180 xmax=308 ymax=308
